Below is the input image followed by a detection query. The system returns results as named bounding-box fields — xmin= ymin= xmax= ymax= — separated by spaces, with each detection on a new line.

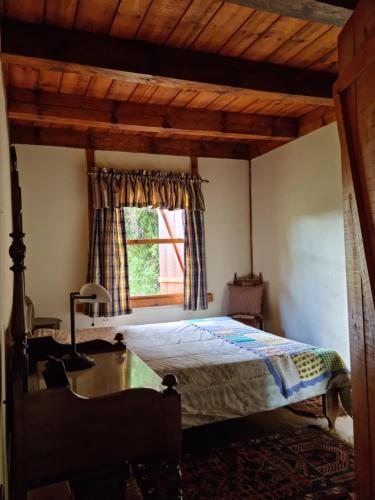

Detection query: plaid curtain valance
xmin=92 ymin=169 xmax=205 ymax=211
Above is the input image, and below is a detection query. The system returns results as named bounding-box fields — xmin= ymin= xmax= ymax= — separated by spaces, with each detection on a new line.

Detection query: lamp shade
xmin=78 ymin=283 xmax=112 ymax=304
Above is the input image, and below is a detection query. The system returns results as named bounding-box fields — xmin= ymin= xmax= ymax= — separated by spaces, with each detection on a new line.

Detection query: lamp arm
xmin=70 ymin=293 xmax=98 ymax=354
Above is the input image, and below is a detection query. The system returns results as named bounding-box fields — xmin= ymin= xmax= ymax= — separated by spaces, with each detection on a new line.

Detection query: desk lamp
xmin=63 ymin=283 xmax=111 ymax=372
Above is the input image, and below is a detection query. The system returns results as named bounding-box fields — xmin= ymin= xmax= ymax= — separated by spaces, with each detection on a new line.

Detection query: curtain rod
xmin=87 ymin=171 xmax=209 ymax=183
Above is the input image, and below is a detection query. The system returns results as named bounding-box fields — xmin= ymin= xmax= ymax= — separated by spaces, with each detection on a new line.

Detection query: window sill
xmin=76 ymin=293 xmax=213 ymax=312
xmin=131 ymin=293 xmax=213 ymax=308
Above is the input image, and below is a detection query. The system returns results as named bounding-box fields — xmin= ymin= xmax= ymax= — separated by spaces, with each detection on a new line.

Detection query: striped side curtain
xmin=184 ymin=210 xmax=208 ymax=311
xmin=87 ymin=208 xmax=131 ymax=317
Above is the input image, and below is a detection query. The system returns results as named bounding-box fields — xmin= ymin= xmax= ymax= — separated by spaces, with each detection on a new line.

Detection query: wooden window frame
xmin=131 ymin=292 xmax=213 ymax=308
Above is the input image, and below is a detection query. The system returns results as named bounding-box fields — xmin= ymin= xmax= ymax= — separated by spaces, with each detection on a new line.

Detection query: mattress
xmin=34 ymin=316 xmax=351 ymax=428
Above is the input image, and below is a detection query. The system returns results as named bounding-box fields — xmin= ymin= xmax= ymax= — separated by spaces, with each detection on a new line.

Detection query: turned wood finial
xmin=162 ymin=374 xmax=178 ymax=394
xmin=114 ymin=332 xmax=126 ymax=349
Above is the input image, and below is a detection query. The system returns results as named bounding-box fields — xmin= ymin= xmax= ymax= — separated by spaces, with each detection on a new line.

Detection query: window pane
xmin=124 ymin=207 xmax=158 ymax=239
xmin=124 ymin=207 xmax=184 ymax=240
xmin=159 ymin=243 xmax=184 ymax=295
xmin=158 ymin=209 xmax=184 ymax=239
xmin=127 ymin=243 xmax=184 ymax=296
xmin=127 ymin=243 xmax=160 ymax=296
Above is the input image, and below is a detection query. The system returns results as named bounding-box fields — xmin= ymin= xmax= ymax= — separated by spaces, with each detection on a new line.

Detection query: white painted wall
xmin=17 ymin=147 xmax=251 ymax=328
xmin=252 ymin=123 xmax=350 ymax=365
xmin=0 ymin=66 xmax=12 ymax=497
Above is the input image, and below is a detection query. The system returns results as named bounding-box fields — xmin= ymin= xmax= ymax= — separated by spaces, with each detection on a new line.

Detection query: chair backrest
xmin=228 ymin=272 xmax=264 ymax=316
xmin=232 ymin=272 xmax=263 ymax=286
xmin=25 ymin=296 xmax=35 ymax=335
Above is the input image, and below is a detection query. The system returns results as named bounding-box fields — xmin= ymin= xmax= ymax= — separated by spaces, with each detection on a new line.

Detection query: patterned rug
xmin=287 ymin=396 xmax=347 ymax=419
xmin=181 ymin=426 xmax=354 ymax=499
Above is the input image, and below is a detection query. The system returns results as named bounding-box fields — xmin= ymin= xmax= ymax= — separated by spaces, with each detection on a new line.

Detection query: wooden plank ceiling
xmin=0 ymin=0 xmax=349 ymax=159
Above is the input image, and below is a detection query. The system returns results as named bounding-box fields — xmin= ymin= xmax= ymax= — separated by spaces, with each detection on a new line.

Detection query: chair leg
xmin=322 ymin=389 xmax=339 ymax=430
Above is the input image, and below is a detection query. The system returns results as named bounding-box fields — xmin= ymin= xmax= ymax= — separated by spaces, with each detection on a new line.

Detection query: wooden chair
xmin=228 ymin=272 xmax=265 ymax=330
xmin=25 ymin=296 xmax=62 ymax=333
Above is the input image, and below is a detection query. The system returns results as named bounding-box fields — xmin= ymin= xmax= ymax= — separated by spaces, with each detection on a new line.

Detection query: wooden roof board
xmin=45 ymin=0 xmax=78 ymax=29
xmin=2 ymin=0 xmax=342 ymax=73
xmin=75 ymin=0 xmax=120 ymax=34
xmin=135 ymin=0 xmax=193 ymax=45
xmin=2 ymin=0 xmax=343 ymax=159
xmin=190 ymin=3 xmax=255 ymax=53
xmin=109 ymin=0 xmax=153 ymax=40
xmin=165 ymin=0 xmax=222 ymax=49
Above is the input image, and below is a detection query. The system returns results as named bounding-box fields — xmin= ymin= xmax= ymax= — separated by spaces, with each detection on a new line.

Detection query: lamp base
xmin=62 ymin=351 xmax=96 ymax=372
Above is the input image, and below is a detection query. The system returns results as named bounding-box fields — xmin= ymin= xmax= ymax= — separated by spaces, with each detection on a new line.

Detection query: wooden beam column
xmin=85 ymin=149 xmax=94 ymax=241
xmin=334 ymin=1 xmax=375 ymax=497
xmin=249 ymin=160 xmax=254 ymax=276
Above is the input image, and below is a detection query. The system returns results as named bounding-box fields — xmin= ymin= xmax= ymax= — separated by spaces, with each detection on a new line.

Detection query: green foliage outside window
xmin=124 ymin=207 xmax=160 ymax=296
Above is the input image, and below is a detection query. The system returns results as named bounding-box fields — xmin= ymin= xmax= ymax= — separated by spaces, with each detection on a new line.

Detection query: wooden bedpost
xmin=9 ymin=145 xmax=29 ymax=500
xmin=134 ymin=374 xmax=182 ymax=499
xmin=162 ymin=374 xmax=183 ymax=499
xmin=9 ymin=145 xmax=28 ymax=391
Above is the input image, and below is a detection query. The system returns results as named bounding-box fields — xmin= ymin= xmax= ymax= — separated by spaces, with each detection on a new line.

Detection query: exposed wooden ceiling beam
xmin=318 ymin=0 xmax=358 ymax=9
xmin=8 ymin=89 xmax=298 ymax=142
xmin=10 ymin=125 xmax=255 ymax=160
xmin=299 ymin=106 xmax=336 ymax=136
xmin=1 ymin=20 xmax=336 ymax=107
xmin=249 ymin=140 xmax=290 ymax=159
xmin=250 ymin=105 xmax=337 ymax=159
xmin=224 ymin=0 xmax=355 ymax=27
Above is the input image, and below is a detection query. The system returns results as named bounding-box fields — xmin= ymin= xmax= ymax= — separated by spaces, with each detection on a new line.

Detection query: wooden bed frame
xmin=6 ymin=148 xmax=183 ymax=500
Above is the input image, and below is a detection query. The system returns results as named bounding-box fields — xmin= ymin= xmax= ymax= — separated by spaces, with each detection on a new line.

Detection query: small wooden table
xmin=32 ymin=348 xmax=162 ymax=397
xmin=23 ymin=346 xmax=182 ymax=500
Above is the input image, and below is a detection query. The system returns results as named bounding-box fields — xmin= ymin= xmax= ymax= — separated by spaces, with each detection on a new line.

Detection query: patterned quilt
xmin=186 ymin=317 xmax=348 ymax=398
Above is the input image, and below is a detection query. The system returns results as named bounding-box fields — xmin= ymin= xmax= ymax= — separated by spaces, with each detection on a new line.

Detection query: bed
xmin=34 ymin=316 xmax=351 ymax=429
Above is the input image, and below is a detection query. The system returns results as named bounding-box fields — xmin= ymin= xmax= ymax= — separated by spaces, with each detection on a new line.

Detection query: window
xmin=124 ymin=207 xmax=185 ymax=306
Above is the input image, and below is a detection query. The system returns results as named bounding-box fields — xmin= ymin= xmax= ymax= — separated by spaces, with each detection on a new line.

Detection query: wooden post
xmin=334 ymin=1 xmax=375 ymax=497
xmin=249 ymin=160 xmax=254 ymax=277
xmin=190 ymin=156 xmax=198 ymax=176
xmin=86 ymin=149 xmax=95 ymax=241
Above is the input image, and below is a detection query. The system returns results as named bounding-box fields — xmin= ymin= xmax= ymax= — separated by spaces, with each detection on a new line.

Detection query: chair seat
xmin=231 ymin=313 xmax=261 ymax=320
